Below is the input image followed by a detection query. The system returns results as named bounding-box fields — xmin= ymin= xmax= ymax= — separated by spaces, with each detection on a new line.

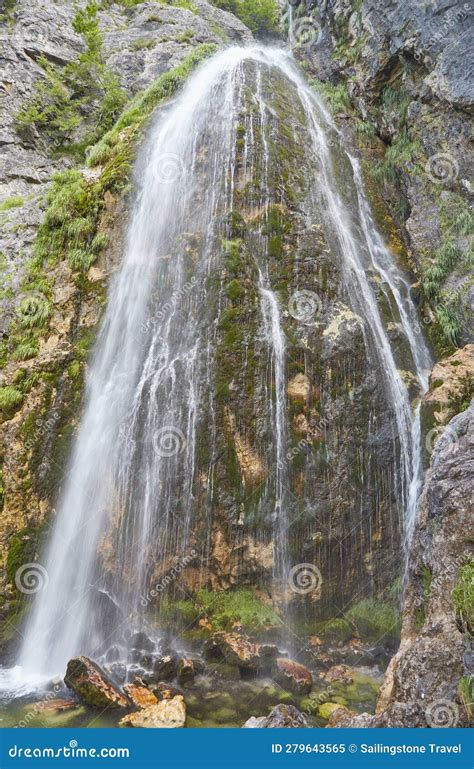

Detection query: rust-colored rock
xmin=123 ymin=683 xmax=158 ymax=709
xmin=323 ymin=665 xmax=354 ymax=685
xmin=203 ymin=632 xmax=278 ymax=672
xmin=274 ymin=658 xmax=312 ymax=694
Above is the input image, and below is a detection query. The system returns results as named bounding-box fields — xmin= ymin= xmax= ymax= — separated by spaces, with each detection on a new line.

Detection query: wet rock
xmin=152 ymin=654 xmax=178 ymax=681
xmin=274 ymin=658 xmax=312 ymax=695
xmin=65 ymin=656 xmax=130 ymax=709
xmin=129 ymin=631 xmax=154 ymax=652
xmin=126 ymin=665 xmax=148 ymax=683
xmin=107 ymin=663 xmax=127 ymax=684
xmin=152 ymin=682 xmax=184 ymax=701
xmin=119 ymin=695 xmax=186 ymax=728
xmin=323 ymin=665 xmax=354 ymax=685
xmin=203 ymin=632 xmax=278 ymax=673
xmin=123 ymin=683 xmax=158 ymax=709
xmin=326 ymin=705 xmax=360 ymax=727
xmin=243 ymin=704 xmax=307 ymax=728
xmin=177 ymin=658 xmax=195 ymax=685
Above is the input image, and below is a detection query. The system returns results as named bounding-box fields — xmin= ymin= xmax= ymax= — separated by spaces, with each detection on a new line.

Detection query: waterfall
xmin=2 ymin=44 xmax=431 ymax=692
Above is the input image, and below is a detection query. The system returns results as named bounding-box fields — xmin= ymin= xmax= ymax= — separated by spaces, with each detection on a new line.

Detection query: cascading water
xmin=2 ymin=43 xmax=431 ymax=693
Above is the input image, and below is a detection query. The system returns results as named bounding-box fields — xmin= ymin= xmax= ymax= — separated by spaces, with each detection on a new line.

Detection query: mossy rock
xmin=318 ymin=702 xmax=342 ymax=720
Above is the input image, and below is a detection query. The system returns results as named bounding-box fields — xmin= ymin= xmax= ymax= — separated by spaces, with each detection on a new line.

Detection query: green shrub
xmin=13 ymin=338 xmax=39 ymax=361
xmin=0 ymin=386 xmax=24 ymax=417
xmin=209 ymin=0 xmax=280 ymax=35
xmin=16 ymin=2 xmax=127 ymax=150
xmin=452 ymin=563 xmax=474 ymax=633
xmin=459 ymin=676 xmax=473 ymax=720
xmin=87 ymin=43 xmax=217 ymax=167
xmin=311 ymin=79 xmax=350 ymax=114
xmin=345 ymin=599 xmax=400 ymax=644
xmin=17 ymin=294 xmax=51 ymax=329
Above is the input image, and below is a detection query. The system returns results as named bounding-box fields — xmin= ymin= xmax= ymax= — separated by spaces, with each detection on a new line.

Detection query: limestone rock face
xmin=328 ymin=403 xmax=474 ymax=728
xmin=119 ymin=695 xmax=186 ymax=728
xmin=0 ymin=0 xmax=252 ymax=609
xmin=294 ymin=0 xmax=473 ymax=346
xmin=423 ymin=344 xmax=474 ymax=427
xmin=64 ymin=656 xmax=130 ymax=709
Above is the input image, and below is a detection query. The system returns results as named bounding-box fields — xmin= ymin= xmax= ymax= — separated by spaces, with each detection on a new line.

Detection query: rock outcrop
xmin=119 ymin=694 xmax=186 ymax=728
xmin=329 ymin=402 xmax=474 ymax=728
xmin=64 ymin=656 xmax=130 ymax=709
xmin=292 ymin=0 xmax=473 ymax=348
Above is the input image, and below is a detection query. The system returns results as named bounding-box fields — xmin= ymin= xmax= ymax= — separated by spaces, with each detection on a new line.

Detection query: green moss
xmin=452 ymin=562 xmax=474 ymax=633
xmin=6 ymin=526 xmax=44 ymax=587
xmin=320 ymin=617 xmax=353 ymax=643
xmin=225 ymin=278 xmax=245 ymax=303
xmin=345 ymin=599 xmax=400 ymax=644
xmin=0 ymin=195 xmax=24 ymax=212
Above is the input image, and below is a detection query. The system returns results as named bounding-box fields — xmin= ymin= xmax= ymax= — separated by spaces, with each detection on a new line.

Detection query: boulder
xmin=274 ymin=658 xmax=312 ymax=695
xmin=152 ymin=654 xmax=178 ymax=681
xmin=243 ymin=704 xmax=307 ymax=728
xmin=123 ymin=683 xmax=158 ymax=709
xmin=119 ymin=695 xmax=186 ymax=728
xmin=64 ymin=656 xmax=130 ymax=709
xmin=323 ymin=665 xmax=354 ymax=685
xmin=203 ymin=632 xmax=278 ymax=672
xmin=129 ymin=631 xmax=155 ymax=652
xmin=153 ymin=682 xmax=184 ymax=701
xmin=177 ymin=658 xmax=195 ymax=685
